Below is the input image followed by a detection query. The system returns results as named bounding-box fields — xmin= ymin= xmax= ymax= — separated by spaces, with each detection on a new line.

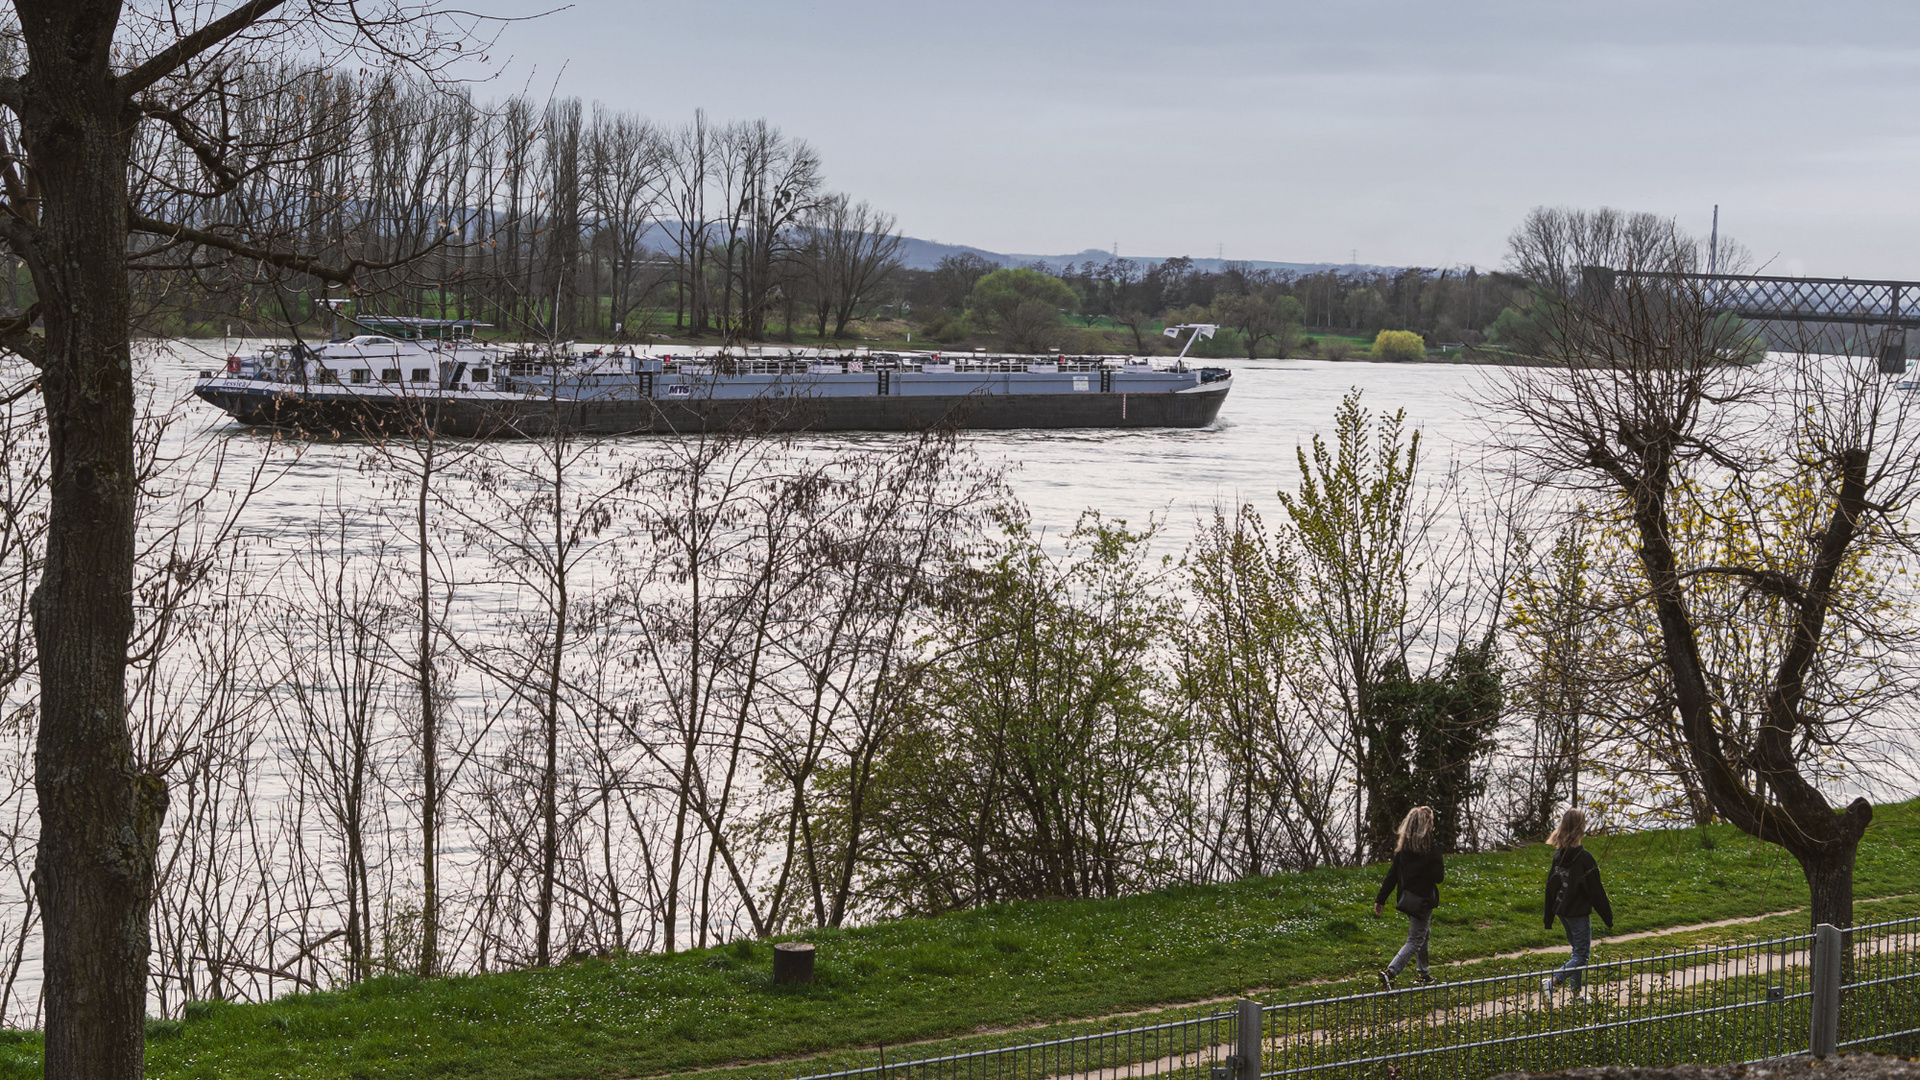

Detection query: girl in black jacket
xmin=1542 ymin=808 xmax=1613 ymax=1002
xmin=1372 ymin=805 xmax=1443 ymax=988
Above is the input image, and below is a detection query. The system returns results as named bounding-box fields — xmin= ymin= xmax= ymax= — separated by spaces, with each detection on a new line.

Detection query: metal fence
xmin=780 ymin=1009 xmax=1237 ymax=1080
xmin=777 ymin=915 xmax=1920 ymax=1080
xmin=1837 ymin=914 xmax=1920 ymax=1055
xmin=1258 ymin=929 xmax=1818 ymax=1077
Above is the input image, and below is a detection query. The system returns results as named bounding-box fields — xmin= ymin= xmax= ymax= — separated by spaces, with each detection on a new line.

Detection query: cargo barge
xmin=191 ymin=319 xmax=1233 ymax=437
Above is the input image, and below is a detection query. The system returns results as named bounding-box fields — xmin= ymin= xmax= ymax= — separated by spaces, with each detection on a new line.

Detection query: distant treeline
xmin=899 ymin=254 xmax=1532 ymax=358
xmin=0 ymin=63 xmax=911 ymax=345
xmin=0 ymin=60 xmax=1540 ymax=356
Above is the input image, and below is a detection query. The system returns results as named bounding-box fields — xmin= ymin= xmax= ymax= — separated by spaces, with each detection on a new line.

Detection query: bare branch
xmin=117 ymin=0 xmax=292 ymax=100
xmin=129 ymin=211 xmax=452 ymax=285
xmin=1678 ymin=564 xmax=1807 ymax=606
xmin=0 ymin=304 xmax=42 ymax=369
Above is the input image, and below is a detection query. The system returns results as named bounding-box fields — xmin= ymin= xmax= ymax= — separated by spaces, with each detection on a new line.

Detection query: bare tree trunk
xmin=18 ymin=6 xmax=160 ymax=1072
xmin=415 ymin=427 xmax=441 ymax=975
xmin=534 ymin=453 xmax=568 ymax=967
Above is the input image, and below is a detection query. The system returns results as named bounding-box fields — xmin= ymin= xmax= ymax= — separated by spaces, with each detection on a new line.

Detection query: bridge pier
xmin=1879 ymin=327 xmax=1908 ymax=375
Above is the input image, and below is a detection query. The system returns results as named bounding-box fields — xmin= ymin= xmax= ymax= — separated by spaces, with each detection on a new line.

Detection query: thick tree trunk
xmin=1798 ymin=841 xmax=1859 ymax=932
xmin=20 ymin=5 xmax=162 ymax=1075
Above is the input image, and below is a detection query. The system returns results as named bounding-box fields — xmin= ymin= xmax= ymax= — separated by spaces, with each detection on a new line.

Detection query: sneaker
xmin=1414 ymin=973 xmax=1435 ymax=986
xmin=1378 ymin=969 xmax=1395 ymax=990
xmin=1570 ymin=988 xmax=1589 ymax=1004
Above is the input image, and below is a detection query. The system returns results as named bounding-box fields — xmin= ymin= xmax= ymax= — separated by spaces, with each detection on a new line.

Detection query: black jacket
xmin=1375 ymin=848 xmax=1445 ymax=913
xmin=1544 ymin=845 xmax=1614 ymax=929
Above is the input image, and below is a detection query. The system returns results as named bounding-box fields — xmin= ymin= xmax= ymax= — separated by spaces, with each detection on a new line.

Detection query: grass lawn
xmin=3 ymin=801 xmax=1915 ymax=1080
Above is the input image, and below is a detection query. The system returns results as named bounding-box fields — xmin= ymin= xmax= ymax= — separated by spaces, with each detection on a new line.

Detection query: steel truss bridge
xmin=1594 ymin=268 xmax=1920 ymax=372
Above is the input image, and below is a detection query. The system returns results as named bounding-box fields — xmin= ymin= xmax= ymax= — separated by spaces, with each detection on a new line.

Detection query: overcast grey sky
xmin=458 ymin=0 xmax=1920 ymax=276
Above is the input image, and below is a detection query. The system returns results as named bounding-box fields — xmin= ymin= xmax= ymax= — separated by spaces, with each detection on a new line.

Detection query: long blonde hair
xmin=1547 ymin=808 xmax=1587 ymax=851
xmin=1395 ymin=806 xmax=1435 ymax=854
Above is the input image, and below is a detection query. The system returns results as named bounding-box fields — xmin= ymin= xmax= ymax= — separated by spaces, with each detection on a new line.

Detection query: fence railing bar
xmin=1738 ymin=1051 xmax=1812 ymax=1066
xmin=1838 ymin=1024 xmax=1920 ymax=1049
xmin=1840 ymin=970 xmax=1919 ymax=991
xmin=1261 ymin=938 xmax=1820 ymax=1016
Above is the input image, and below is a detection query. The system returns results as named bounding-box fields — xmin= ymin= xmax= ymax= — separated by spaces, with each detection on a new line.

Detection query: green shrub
xmin=1370 ymin=329 xmax=1427 ymax=361
xmin=967 ymin=268 xmax=1077 ymax=351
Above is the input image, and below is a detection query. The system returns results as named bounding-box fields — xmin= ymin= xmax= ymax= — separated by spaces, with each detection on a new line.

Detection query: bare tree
xmin=742 ymin=432 xmax=999 ymax=930
xmin=0 ymin=363 xmax=43 ymax=705
xmin=1481 ymin=205 xmax=1920 ymax=928
xmin=801 ymin=193 xmax=903 ymax=340
xmin=452 ymin=422 xmax=645 ymax=965
xmin=0 ymin=2 xmax=487 ymax=1073
xmin=612 ymin=429 xmax=803 ymax=950
xmin=584 ymin=106 xmax=666 ymax=340
xmin=711 ymin=119 xmax=821 ymax=343
xmin=541 ymin=98 xmax=585 ymax=337
xmin=272 ymin=516 xmax=403 ymax=982
xmin=1215 ymin=290 xmax=1301 ymax=359
xmin=359 ymin=410 xmax=495 ymax=978
xmin=661 ymin=112 xmax=715 ymax=334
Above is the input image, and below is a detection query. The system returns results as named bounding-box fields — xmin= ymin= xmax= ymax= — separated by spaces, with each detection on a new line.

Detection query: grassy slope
xmin=4 ymin=801 xmax=1915 ymax=1080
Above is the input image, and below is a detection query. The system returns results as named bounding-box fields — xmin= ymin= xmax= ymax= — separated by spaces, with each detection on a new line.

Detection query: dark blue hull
xmin=192 ymin=382 xmax=1231 ymax=437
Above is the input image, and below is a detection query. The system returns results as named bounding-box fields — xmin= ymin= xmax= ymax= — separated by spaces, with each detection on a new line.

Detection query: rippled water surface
xmin=160 ymin=343 xmax=1501 ymax=545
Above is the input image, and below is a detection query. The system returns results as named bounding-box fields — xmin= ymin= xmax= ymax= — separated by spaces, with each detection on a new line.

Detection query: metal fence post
xmin=1810 ymin=923 xmax=1842 ymax=1058
xmin=1235 ymin=998 xmax=1262 ymax=1080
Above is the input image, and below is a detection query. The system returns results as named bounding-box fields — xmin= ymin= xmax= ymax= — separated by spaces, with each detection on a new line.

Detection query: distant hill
xmin=626 ymin=223 xmax=1390 ymax=275
xmin=895 ymin=235 xmax=1387 ymax=275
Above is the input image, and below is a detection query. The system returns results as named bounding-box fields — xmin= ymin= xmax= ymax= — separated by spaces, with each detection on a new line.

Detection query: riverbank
xmin=3 ymin=800 xmax=1913 ymax=1080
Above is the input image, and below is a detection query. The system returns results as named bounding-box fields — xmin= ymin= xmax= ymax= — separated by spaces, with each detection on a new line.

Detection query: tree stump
xmin=772 ymin=941 xmax=815 ymax=985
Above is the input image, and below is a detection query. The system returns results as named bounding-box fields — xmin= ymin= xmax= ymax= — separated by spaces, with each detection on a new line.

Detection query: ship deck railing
xmin=648 ymin=356 xmax=1194 ymax=375
xmin=216 ymin=355 xmax=1213 ymax=384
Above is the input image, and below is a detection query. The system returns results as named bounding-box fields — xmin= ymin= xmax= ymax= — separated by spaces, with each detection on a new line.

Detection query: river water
xmin=161 ymin=341 xmax=1498 ymax=545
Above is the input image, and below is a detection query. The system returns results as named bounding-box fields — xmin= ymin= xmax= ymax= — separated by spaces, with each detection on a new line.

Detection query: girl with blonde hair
xmin=1372 ymin=805 xmax=1444 ymax=988
xmin=1542 ymin=808 xmax=1614 ymax=1002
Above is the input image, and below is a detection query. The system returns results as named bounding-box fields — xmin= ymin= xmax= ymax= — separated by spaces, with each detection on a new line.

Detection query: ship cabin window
xmin=379 ymin=368 xmax=400 ymax=383
xmin=314 ymin=368 xmax=338 ymax=383
xmin=411 ymin=368 xmax=431 ymax=383
xmin=469 ymin=367 xmax=490 ymax=383
xmin=350 ymin=368 xmax=370 ymax=384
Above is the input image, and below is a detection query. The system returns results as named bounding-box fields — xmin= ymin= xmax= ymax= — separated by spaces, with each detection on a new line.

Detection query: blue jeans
xmin=1388 ymin=909 xmax=1431 ymax=978
xmin=1550 ymin=914 xmax=1592 ymax=990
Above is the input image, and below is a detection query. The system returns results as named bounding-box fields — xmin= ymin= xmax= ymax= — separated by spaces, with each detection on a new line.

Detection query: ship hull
xmin=193 ymin=382 xmax=1231 ymax=437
